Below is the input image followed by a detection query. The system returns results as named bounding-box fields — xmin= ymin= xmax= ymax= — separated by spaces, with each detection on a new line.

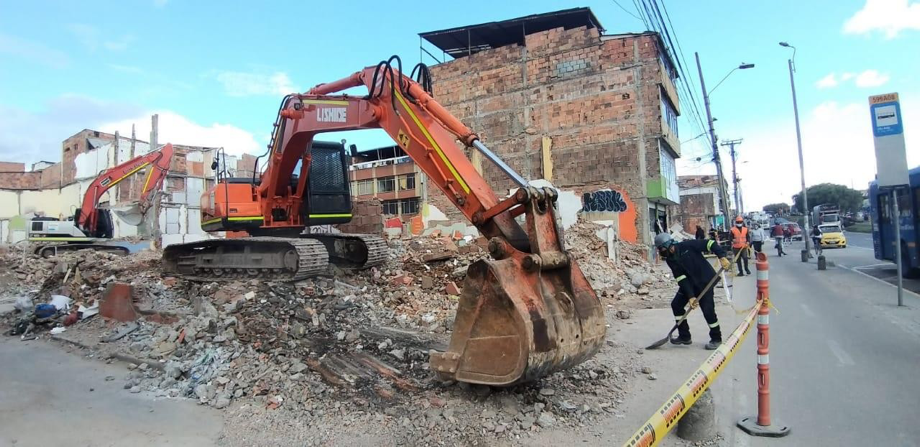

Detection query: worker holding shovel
xmin=654 ymin=233 xmax=732 ymax=350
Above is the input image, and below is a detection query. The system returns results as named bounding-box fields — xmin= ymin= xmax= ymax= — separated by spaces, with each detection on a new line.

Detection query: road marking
xmin=854 ymin=263 xmax=900 ymax=269
xmin=800 ymin=303 xmax=815 ymax=317
xmin=837 ymin=265 xmax=920 ymax=299
xmin=827 ymin=339 xmax=855 ymax=366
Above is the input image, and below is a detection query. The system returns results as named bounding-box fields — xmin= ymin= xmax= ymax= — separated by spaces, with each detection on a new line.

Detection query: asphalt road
xmin=0 ymin=337 xmax=223 ymax=446
xmin=717 ymin=242 xmax=920 ymax=446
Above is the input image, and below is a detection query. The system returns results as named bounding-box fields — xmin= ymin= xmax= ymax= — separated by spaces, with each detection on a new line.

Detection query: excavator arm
xmin=78 ymin=143 xmax=174 ymax=236
xmin=259 ymin=58 xmax=605 ymax=385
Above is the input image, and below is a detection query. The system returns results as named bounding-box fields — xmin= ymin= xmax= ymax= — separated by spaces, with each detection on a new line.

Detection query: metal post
xmin=722 ymin=139 xmax=743 ymax=215
xmin=787 ymin=58 xmax=812 ymax=258
xmin=738 ymin=252 xmax=790 ymax=437
xmin=893 ymin=188 xmax=904 ymax=306
xmin=695 ymin=53 xmax=732 ymax=230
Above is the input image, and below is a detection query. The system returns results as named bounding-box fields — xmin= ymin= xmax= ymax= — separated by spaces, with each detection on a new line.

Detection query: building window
xmin=377 ymin=176 xmax=395 ymax=193
xmin=382 ymin=200 xmax=399 ymax=215
xmin=400 ymin=197 xmax=420 ymax=215
xmin=354 ymin=179 xmax=374 ymax=196
xmin=659 ymin=140 xmax=679 ymax=203
xmin=659 ymin=53 xmax=678 ymax=81
xmin=660 ymin=88 xmax=679 ymax=137
xmin=398 ymin=173 xmax=416 ymax=191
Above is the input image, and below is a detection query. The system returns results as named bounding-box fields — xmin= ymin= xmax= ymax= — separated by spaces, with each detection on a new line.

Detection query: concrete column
xmin=677 ymin=389 xmax=716 ymax=441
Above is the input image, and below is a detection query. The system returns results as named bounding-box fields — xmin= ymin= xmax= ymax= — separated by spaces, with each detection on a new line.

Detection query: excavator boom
xmin=164 ymin=57 xmax=605 ymax=385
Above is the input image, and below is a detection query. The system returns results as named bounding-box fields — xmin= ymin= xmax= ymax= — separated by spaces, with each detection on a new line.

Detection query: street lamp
xmin=709 ymin=63 xmax=756 ymax=96
xmin=694 ymin=53 xmax=755 ymax=230
xmin=780 ymin=41 xmax=812 ymax=260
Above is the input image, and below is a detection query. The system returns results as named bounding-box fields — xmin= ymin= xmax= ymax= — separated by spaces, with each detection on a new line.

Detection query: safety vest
xmin=731 ymin=226 xmax=748 ymax=249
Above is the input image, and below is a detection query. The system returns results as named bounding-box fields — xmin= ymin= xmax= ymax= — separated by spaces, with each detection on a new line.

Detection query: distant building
xmin=672 ymin=175 xmax=730 ymax=232
xmin=0 ymin=128 xmax=228 ymax=246
xmin=419 ymin=7 xmax=680 ymax=244
xmin=347 ymin=144 xmax=424 ymax=223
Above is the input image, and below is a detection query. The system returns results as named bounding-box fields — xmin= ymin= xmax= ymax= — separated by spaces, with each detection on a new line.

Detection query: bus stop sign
xmin=870 ymin=92 xmax=908 ymax=188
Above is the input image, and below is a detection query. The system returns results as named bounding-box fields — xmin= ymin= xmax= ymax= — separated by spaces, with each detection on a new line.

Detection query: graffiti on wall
xmin=581 ymin=189 xmax=629 ymax=213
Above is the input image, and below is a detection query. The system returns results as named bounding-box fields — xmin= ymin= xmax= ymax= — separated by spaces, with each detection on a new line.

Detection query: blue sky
xmin=1 ymin=0 xmax=918 ymax=209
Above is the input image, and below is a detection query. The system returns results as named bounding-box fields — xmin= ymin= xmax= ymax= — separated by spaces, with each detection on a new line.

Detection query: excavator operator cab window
xmin=303 ymin=141 xmax=352 ymax=226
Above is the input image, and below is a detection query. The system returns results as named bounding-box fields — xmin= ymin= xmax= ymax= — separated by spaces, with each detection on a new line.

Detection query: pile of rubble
xmin=0 ymin=224 xmax=666 ymax=444
xmin=564 ymin=220 xmax=676 ymax=311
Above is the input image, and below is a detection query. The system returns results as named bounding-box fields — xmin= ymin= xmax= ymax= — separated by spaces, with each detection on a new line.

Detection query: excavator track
xmin=35 ymin=243 xmax=130 ymax=258
xmin=302 ymin=233 xmax=387 ymax=269
xmin=162 ymin=237 xmax=328 ymax=282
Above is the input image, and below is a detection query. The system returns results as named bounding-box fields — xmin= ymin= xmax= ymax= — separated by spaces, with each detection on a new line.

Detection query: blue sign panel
xmin=871 ymin=101 xmax=903 ymax=137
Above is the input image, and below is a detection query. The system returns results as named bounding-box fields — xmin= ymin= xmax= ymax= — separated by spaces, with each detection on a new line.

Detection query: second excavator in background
xmin=30 ymin=143 xmax=175 ymax=257
xmin=163 ymin=56 xmax=605 ymax=386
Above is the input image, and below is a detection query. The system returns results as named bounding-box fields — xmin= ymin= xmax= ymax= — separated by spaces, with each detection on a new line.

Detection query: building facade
xmin=347 ymin=144 xmax=425 ymax=223
xmin=419 ymin=7 xmax=681 ymax=244
xmin=0 ymin=128 xmax=224 ymax=247
xmin=672 ymin=174 xmax=730 ymax=232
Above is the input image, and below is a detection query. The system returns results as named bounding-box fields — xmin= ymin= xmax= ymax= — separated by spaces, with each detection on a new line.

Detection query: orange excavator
xmin=162 ymin=57 xmax=605 ymax=385
xmin=30 ymin=144 xmax=175 ymax=257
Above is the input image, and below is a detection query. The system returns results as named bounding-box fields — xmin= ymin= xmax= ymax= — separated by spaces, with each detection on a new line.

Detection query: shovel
xmin=646 ymin=263 xmax=727 ymax=350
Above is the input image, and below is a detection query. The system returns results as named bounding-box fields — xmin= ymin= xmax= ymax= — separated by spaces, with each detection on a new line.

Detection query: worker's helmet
xmin=735 ymin=216 xmax=744 ymax=223
xmin=654 ymin=232 xmax=673 ymax=250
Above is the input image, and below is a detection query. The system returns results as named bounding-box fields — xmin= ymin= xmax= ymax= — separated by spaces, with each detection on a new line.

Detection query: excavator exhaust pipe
xmin=430 ymin=187 xmax=606 ymax=385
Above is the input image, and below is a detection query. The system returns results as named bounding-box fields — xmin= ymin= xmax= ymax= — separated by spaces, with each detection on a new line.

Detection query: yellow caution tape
xmin=623 ymin=300 xmax=763 ymax=447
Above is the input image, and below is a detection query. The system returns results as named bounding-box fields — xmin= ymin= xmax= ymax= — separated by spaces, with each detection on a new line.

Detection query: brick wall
xmin=336 ymin=197 xmax=383 ymax=235
xmin=62 ymin=129 xmax=116 ymax=184
xmin=0 ymin=172 xmax=41 ymax=189
xmin=674 ymin=192 xmax=715 ymax=232
xmin=0 ymin=162 xmax=25 ymax=172
xmin=426 ymin=27 xmax=671 ymax=243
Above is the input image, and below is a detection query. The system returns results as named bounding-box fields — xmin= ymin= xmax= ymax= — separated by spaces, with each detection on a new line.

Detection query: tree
xmin=792 ymin=183 xmax=864 ymax=214
xmin=763 ymin=203 xmax=790 ymax=215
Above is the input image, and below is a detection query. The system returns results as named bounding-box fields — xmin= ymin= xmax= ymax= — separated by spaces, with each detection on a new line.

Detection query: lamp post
xmin=780 ymin=41 xmax=812 ymax=260
xmin=695 ymin=53 xmax=754 ymax=230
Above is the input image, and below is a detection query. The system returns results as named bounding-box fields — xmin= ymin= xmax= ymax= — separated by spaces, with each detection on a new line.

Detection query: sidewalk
xmin=531 ymin=271 xmax=757 ymax=446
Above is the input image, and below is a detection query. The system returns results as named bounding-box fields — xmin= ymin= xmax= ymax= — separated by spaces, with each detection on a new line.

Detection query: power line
xmin=631 ymin=0 xmax=651 ymax=30
xmin=656 ymin=0 xmax=713 ymax=148
xmin=640 ymin=0 xmax=711 ymax=152
xmin=612 ymin=0 xmax=642 ymax=21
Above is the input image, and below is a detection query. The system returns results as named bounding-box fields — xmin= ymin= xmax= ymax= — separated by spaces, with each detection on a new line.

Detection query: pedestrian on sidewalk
xmin=731 ymin=216 xmax=751 ymax=276
xmin=695 ymin=225 xmax=706 ymax=240
xmin=772 ymin=222 xmax=787 ymax=256
xmin=654 ymin=232 xmax=731 ymax=350
xmin=750 ymin=223 xmax=765 ymax=253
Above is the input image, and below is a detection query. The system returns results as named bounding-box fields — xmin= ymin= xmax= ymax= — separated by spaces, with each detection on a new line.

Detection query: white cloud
xmin=0 ymin=32 xmax=70 ymax=68
xmin=214 ymin=71 xmax=297 ymax=97
xmin=107 ymin=64 xmax=143 ymax=74
xmin=709 ymin=96 xmax=920 ymax=212
xmin=854 ymin=69 xmax=891 ymax=87
xmin=99 ymin=111 xmax=261 ymax=156
xmin=814 ymin=69 xmax=889 ymax=89
xmin=67 ymin=23 xmax=133 ymax=52
xmin=0 ymin=95 xmax=143 ymax=164
xmin=0 ymin=96 xmax=261 ymax=165
xmin=816 ymin=73 xmax=839 ymax=89
xmin=844 ymin=0 xmax=920 ymax=38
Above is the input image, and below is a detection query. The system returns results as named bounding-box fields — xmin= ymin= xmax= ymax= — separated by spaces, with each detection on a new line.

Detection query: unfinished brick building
xmin=419 ymin=8 xmax=680 ymax=244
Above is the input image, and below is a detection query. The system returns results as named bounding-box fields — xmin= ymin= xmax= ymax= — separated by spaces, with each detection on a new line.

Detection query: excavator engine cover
xmin=430 ymin=237 xmax=605 ymax=386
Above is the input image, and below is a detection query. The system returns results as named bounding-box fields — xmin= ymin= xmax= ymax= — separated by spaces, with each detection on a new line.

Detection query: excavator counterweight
xmin=163 ymin=57 xmax=605 ymax=385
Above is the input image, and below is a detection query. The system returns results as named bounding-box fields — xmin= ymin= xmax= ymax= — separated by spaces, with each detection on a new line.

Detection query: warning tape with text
xmin=623 ymin=299 xmax=763 ymax=447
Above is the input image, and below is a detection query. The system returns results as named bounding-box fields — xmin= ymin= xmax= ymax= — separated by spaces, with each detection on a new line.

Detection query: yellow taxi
xmin=819 ymin=224 xmax=847 ymax=249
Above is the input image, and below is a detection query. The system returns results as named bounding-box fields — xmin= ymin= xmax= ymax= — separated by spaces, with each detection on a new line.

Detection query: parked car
xmin=784 ymin=223 xmax=803 ymax=241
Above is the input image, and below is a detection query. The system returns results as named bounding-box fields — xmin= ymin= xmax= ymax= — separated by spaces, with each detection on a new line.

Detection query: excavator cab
xmin=303 ymin=141 xmax=353 ymax=226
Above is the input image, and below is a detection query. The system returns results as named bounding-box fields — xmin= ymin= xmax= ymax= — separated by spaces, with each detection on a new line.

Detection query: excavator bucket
xmin=430 ymin=188 xmax=606 ymax=386
xmin=111 ymin=202 xmax=146 ymax=226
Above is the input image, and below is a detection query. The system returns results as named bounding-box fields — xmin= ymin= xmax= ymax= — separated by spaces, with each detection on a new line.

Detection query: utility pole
xmin=780 ymin=42 xmax=812 ymax=259
xmin=722 ymin=139 xmax=743 ymax=215
xmin=695 ymin=52 xmax=732 ymax=230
